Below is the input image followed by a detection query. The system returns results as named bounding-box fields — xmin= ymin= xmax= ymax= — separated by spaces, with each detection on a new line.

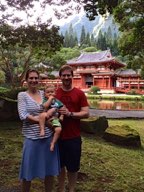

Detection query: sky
xmin=0 ymin=0 xmax=82 ymax=27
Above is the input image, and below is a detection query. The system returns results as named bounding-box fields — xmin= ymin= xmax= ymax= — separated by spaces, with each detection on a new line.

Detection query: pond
xmin=88 ymin=99 xmax=144 ymax=110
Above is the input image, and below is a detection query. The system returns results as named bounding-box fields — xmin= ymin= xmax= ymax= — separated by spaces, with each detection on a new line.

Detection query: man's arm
xmin=69 ymin=106 xmax=89 ymax=119
xmin=59 ymin=106 xmax=89 ymax=119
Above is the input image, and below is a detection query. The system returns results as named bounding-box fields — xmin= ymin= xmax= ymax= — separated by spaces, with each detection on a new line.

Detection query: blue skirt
xmin=19 ymin=136 xmax=60 ymax=181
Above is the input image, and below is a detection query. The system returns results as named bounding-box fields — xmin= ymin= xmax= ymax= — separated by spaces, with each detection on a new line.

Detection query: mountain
xmin=59 ymin=12 xmax=119 ymax=40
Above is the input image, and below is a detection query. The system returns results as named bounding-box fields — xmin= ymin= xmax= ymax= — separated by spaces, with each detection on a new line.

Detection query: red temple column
xmin=102 ymin=77 xmax=105 ymax=88
xmin=129 ymin=77 xmax=131 ymax=89
xmin=81 ymin=75 xmax=85 ymax=88
xmin=138 ymin=78 xmax=140 ymax=90
xmin=108 ymin=76 xmax=111 ymax=88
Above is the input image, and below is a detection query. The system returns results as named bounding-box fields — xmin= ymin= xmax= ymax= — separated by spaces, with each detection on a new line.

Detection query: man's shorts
xmin=51 ymin=118 xmax=61 ymax=128
xmin=58 ymin=136 xmax=82 ymax=172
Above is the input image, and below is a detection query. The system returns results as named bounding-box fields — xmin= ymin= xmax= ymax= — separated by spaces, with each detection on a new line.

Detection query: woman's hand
xmin=27 ymin=115 xmax=39 ymax=124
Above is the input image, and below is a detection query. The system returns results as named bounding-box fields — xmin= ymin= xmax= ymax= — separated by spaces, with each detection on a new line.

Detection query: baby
xmin=39 ymin=84 xmax=63 ymax=151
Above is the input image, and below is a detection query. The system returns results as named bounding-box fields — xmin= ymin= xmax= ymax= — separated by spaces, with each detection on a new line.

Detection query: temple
xmin=23 ymin=50 xmax=144 ymax=94
xmin=66 ymin=50 xmax=144 ymax=94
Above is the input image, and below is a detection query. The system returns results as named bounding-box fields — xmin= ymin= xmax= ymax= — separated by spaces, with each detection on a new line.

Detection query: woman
xmin=17 ymin=69 xmax=60 ymax=192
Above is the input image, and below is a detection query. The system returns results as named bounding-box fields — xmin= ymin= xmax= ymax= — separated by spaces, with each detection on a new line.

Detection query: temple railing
xmin=23 ymin=79 xmax=62 ymax=88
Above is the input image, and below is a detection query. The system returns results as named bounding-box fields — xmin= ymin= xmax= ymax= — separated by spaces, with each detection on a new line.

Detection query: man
xmin=56 ymin=64 xmax=89 ymax=192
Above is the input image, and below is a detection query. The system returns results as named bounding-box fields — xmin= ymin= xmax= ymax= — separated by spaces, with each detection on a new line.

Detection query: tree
xmin=140 ymin=64 xmax=144 ymax=80
xmin=50 ymin=54 xmax=66 ymax=70
xmin=56 ymin=47 xmax=81 ymax=61
xmin=83 ymin=0 xmax=119 ymax=20
xmin=0 ymin=23 xmax=63 ymax=87
xmin=85 ymin=32 xmax=91 ymax=46
xmin=0 ymin=70 xmax=5 ymax=84
xmin=0 ymin=1 xmax=119 ymax=24
xmin=63 ymin=30 xmax=69 ymax=47
xmin=114 ymin=0 xmax=144 ymax=70
xmin=96 ymin=30 xmax=107 ymax=50
xmin=74 ymin=32 xmax=78 ymax=47
xmin=104 ymin=28 xmax=119 ymax=56
xmin=105 ymin=26 xmax=112 ymax=45
xmin=80 ymin=25 xmax=86 ymax=46
xmin=1 ymin=0 xmax=143 ymax=76
xmin=63 ymin=25 xmax=78 ymax=48
xmin=82 ymin=47 xmax=97 ymax=52
xmin=90 ymin=34 xmax=96 ymax=47
xmin=68 ymin=24 xmax=77 ymax=48
xmin=111 ymin=38 xmax=119 ymax=56
xmin=81 ymin=1 xmax=143 ymax=62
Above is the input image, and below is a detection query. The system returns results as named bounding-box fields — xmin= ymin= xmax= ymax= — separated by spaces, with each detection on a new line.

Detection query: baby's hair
xmin=44 ymin=84 xmax=56 ymax=91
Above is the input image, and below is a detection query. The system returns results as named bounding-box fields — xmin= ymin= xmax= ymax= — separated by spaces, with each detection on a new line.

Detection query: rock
xmin=103 ymin=125 xmax=141 ymax=148
xmin=0 ymin=98 xmax=19 ymax=121
xmin=80 ymin=116 xmax=108 ymax=136
xmin=0 ymin=137 xmax=5 ymax=150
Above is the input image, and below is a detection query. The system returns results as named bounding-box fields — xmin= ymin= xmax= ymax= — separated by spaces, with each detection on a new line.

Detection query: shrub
xmin=0 ymin=70 xmax=5 ymax=84
xmin=82 ymin=47 xmax=97 ymax=52
xmin=0 ymin=87 xmax=26 ymax=100
xmin=127 ymin=89 xmax=142 ymax=95
xmin=89 ymin=86 xmax=100 ymax=95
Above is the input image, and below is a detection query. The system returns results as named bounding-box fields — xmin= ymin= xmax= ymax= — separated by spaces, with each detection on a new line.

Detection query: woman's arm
xmin=18 ymin=92 xmax=30 ymax=121
xmin=27 ymin=115 xmax=39 ymax=123
xmin=17 ymin=92 xmax=39 ymax=124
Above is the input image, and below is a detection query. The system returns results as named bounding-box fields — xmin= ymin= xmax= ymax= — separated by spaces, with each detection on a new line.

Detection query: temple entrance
xmin=112 ymin=76 xmax=117 ymax=87
xmin=85 ymin=74 xmax=93 ymax=88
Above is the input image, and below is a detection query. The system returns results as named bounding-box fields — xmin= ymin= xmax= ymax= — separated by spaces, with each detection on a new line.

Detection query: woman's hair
xmin=59 ymin=64 xmax=73 ymax=77
xmin=25 ymin=69 xmax=40 ymax=80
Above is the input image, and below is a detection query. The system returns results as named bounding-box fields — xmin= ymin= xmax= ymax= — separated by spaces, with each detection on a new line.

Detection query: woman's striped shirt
xmin=17 ymin=90 xmax=52 ymax=140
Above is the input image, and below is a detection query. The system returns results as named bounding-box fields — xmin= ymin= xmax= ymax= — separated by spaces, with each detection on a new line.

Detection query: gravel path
xmin=90 ymin=109 xmax=144 ymax=119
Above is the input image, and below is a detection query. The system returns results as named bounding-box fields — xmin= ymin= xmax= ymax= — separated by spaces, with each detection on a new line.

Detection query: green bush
xmin=0 ymin=86 xmax=9 ymax=92
xmin=127 ymin=89 xmax=142 ymax=95
xmin=0 ymin=70 xmax=5 ymax=84
xmin=0 ymin=87 xmax=26 ymax=100
xmin=82 ymin=47 xmax=97 ymax=52
xmin=89 ymin=86 xmax=100 ymax=95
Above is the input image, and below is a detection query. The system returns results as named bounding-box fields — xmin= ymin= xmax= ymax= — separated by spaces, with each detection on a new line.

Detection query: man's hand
xmin=58 ymin=106 xmax=71 ymax=117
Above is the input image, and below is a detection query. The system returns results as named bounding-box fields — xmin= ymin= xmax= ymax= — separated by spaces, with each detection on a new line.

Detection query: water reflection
xmin=88 ymin=100 xmax=144 ymax=110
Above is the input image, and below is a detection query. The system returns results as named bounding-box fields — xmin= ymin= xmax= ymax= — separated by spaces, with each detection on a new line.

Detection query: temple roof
xmin=67 ymin=50 xmax=125 ymax=68
xmin=116 ymin=69 xmax=140 ymax=76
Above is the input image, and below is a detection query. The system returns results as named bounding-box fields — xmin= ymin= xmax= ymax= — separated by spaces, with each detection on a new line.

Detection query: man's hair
xmin=25 ymin=68 xmax=39 ymax=80
xmin=59 ymin=64 xmax=73 ymax=77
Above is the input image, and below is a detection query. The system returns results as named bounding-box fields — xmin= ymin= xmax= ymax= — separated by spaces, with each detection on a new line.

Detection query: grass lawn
xmin=0 ymin=120 xmax=144 ymax=192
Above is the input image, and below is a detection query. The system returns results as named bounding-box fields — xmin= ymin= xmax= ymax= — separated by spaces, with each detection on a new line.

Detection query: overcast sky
xmin=0 ymin=0 xmax=82 ymax=26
